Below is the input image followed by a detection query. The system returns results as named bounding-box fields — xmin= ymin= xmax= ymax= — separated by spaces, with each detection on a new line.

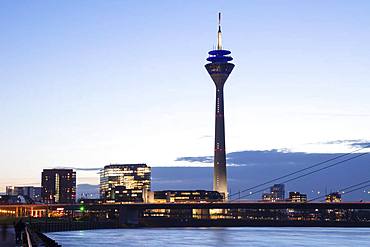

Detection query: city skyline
xmin=1 ymin=1 xmax=370 ymax=191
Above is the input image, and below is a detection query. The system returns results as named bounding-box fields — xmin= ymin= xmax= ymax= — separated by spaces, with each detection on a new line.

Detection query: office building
xmin=41 ymin=169 xmax=76 ymax=204
xmin=325 ymin=192 xmax=342 ymax=203
xmin=100 ymin=164 xmax=151 ymax=203
xmin=289 ymin=192 xmax=307 ymax=202
xmin=205 ymin=13 xmax=235 ymax=199
xmin=262 ymin=193 xmax=274 ymax=202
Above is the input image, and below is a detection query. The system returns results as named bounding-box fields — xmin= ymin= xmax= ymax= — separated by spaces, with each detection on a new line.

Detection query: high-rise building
xmin=205 ymin=13 xmax=234 ymax=199
xmin=41 ymin=169 xmax=76 ymax=204
xmin=100 ymin=164 xmax=151 ymax=203
xmin=271 ymin=184 xmax=285 ymax=201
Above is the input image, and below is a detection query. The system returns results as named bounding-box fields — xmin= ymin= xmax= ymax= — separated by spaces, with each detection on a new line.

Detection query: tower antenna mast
xmin=217 ymin=12 xmax=222 ymax=50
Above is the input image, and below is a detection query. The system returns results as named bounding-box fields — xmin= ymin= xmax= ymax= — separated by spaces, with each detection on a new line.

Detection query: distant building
xmin=147 ymin=190 xmax=223 ymax=203
xmin=271 ymin=184 xmax=285 ymax=200
xmin=288 ymin=192 xmax=307 ymax=203
xmin=6 ymin=186 xmax=42 ymax=202
xmin=262 ymin=193 xmax=274 ymax=202
xmin=78 ymin=198 xmax=103 ymax=204
xmin=100 ymin=164 xmax=151 ymax=203
xmin=325 ymin=192 xmax=342 ymax=203
xmin=0 ymin=194 xmax=34 ymax=204
xmin=6 ymin=186 xmax=15 ymax=196
xmin=77 ymin=184 xmax=100 ymax=199
xmin=262 ymin=184 xmax=285 ymax=202
xmin=41 ymin=169 xmax=76 ymax=204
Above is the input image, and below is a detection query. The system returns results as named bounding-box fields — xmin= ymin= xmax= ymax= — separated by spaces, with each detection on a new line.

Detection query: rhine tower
xmin=205 ymin=13 xmax=234 ymax=199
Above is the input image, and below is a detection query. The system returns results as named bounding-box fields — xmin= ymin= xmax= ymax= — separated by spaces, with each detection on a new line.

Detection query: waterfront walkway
xmin=0 ymin=225 xmax=15 ymax=247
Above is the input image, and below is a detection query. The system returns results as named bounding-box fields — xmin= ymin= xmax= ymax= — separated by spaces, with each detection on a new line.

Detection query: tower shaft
xmin=214 ymin=84 xmax=227 ymax=195
xmin=205 ymin=63 xmax=234 ymax=199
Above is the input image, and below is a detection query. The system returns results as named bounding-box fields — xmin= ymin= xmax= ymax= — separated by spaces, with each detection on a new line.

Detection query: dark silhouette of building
xmin=6 ymin=186 xmax=41 ymax=202
xmin=100 ymin=164 xmax=151 ymax=202
xmin=41 ymin=169 xmax=76 ymax=204
xmin=147 ymin=190 xmax=223 ymax=203
xmin=0 ymin=194 xmax=33 ymax=204
xmin=205 ymin=13 xmax=234 ymax=199
xmin=78 ymin=198 xmax=103 ymax=204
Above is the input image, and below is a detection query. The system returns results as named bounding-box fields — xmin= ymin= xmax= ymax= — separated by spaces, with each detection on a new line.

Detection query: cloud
xmin=74 ymin=167 xmax=102 ymax=171
xmin=351 ymin=142 xmax=370 ymax=148
xmin=175 ymin=156 xmax=213 ymax=163
xmin=318 ymin=139 xmax=365 ymax=145
xmin=175 ymin=148 xmax=370 ymax=168
xmin=310 ymin=139 xmax=370 ymax=149
xmin=176 ymin=149 xmax=312 ymax=166
xmin=53 ymin=166 xmax=101 ymax=171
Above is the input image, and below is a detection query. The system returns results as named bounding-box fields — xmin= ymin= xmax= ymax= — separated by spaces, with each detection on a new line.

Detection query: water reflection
xmin=47 ymin=227 xmax=370 ymax=247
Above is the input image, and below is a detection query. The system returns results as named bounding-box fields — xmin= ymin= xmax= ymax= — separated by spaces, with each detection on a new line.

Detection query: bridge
xmin=2 ymin=201 xmax=370 ymax=213
xmin=1 ymin=201 xmax=370 ymax=227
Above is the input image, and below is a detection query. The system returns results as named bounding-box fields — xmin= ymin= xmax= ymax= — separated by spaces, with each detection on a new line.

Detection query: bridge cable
xmin=229 ymin=151 xmax=369 ymax=201
xmin=307 ymin=179 xmax=370 ymax=202
xmin=229 ymin=144 xmax=370 ymax=199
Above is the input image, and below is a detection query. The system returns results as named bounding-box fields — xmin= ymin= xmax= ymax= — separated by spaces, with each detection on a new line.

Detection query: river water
xmin=47 ymin=227 xmax=370 ymax=246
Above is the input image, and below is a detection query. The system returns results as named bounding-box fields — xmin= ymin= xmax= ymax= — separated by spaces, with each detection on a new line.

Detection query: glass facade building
xmin=100 ymin=164 xmax=151 ymax=203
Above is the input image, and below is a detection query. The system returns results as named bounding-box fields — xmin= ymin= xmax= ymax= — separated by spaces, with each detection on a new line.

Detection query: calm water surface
xmin=47 ymin=227 xmax=370 ymax=246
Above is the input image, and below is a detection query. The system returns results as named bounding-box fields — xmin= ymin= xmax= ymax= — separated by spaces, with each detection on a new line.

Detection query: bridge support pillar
xmin=119 ymin=207 xmax=140 ymax=227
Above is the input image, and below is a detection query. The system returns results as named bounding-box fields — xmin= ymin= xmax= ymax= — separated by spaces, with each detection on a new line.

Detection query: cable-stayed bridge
xmin=228 ymin=144 xmax=370 ymax=201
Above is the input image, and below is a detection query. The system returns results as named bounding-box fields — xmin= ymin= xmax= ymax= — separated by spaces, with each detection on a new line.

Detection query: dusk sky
xmin=1 ymin=1 xmax=370 ymax=191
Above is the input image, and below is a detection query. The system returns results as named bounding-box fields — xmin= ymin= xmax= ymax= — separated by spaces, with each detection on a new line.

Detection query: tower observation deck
xmin=205 ymin=13 xmax=234 ymax=200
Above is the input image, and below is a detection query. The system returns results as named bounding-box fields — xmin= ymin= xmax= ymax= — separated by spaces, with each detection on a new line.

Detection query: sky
xmin=1 ymin=1 xmax=370 ymax=192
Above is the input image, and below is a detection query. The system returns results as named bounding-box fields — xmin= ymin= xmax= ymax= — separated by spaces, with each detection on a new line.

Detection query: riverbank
xmin=25 ymin=217 xmax=370 ymax=234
